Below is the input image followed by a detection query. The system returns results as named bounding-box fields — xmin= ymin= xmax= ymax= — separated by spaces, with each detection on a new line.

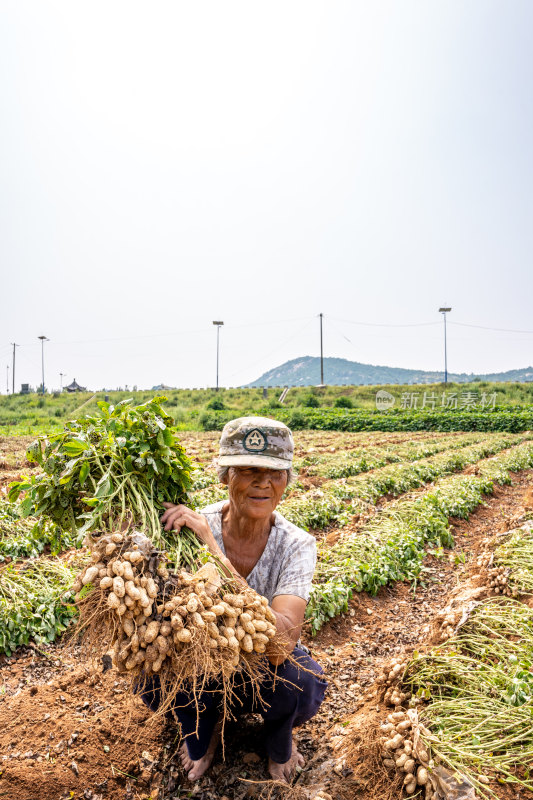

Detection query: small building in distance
xmin=64 ymin=378 xmax=87 ymax=393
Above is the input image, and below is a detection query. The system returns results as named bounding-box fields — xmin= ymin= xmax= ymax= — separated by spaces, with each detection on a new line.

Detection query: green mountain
xmin=246 ymin=356 xmax=533 ymax=387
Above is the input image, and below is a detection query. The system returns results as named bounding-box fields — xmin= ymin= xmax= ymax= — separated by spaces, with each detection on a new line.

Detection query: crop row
xmin=187 ymin=432 xmax=479 ymax=493
xmin=283 ymin=407 xmax=533 ymax=432
xmin=189 ymin=432 xmax=531 ymax=519
xmin=306 ymin=441 xmax=533 ymax=633
xmin=200 ymin=407 xmax=533 ymax=432
xmin=0 ymin=499 xmax=76 ymax=561
xmin=0 ymin=500 xmax=80 ymax=656
xmin=0 ymin=558 xmax=78 ymax=656
xmin=298 ymin=431 xmax=504 ymax=479
xmin=187 ymin=431 xmax=472 ymax=483
xmin=278 ymin=433 xmax=533 ymax=531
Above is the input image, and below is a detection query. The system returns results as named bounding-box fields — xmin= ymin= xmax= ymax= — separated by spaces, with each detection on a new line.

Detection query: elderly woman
xmin=140 ymin=416 xmax=326 ymax=782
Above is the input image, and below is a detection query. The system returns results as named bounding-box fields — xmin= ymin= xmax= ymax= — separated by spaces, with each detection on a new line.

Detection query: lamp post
xmin=11 ymin=343 xmax=18 ymax=395
xmin=212 ymin=321 xmax=224 ymax=391
xmin=38 ymin=335 xmax=49 ymax=395
xmin=438 ymin=308 xmax=452 ymax=384
xmin=319 ymin=313 xmax=324 ymax=385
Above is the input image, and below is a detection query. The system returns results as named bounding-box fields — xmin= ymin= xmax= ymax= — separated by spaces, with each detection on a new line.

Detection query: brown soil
xmin=0 ymin=648 xmax=162 ymax=800
xmin=292 ymin=431 xmax=465 ymax=456
xmin=0 ymin=436 xmax=37 ymax=490
xmin=0 ymin=436 xmax=34 ymax=458
xmin=1 ymin=446 xmax=532 ymax=799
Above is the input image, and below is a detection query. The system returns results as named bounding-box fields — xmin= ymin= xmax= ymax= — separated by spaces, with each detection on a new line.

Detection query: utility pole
xmin=212 ymin=321 xmax=224 ymax=391
xmin=439 ymin=307 xmax=452 ymax=384
xmin=319 ymin=313 xmax=324 ymax=385
xmin=10 ymin=343 xmax=18 ymax=394
xmin=6 ymin=365 xmax=9 ymax=394
xmin=38 ymin=335 xmax=48 ymax=395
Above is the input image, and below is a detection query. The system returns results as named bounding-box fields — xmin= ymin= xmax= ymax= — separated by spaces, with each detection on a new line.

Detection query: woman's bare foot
xmin=179 ymin=724 xmax=221 ymax=781
xmin=268 ymin=740 xmax=305 ymax=783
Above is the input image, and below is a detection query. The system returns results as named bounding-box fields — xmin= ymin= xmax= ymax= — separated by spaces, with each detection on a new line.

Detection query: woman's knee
xmin=264 ymin=649 xmax=327 ymax=719
xmin=272 ymin=648 xmax=326 ymax=688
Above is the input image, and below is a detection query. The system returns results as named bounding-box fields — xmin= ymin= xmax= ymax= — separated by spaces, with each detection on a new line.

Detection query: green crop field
xmin=0 ymin=380 xmax=532 ymax=437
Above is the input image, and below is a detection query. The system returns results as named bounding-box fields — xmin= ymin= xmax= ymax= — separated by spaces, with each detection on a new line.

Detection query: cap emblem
xmin=243 ymin=428 xmax=267 ymax=452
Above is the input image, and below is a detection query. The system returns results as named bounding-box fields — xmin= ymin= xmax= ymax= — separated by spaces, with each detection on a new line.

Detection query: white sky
xmin=1 ymin=1 xmax=532 ymax=391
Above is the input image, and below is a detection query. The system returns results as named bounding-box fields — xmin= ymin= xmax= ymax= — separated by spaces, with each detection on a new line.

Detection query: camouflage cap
xmin=218 ymin=416 xmax=294 ymax=470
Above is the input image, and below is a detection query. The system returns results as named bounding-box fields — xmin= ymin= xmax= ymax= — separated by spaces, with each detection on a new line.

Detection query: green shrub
xmin=302 ymin=394 xmax=320 ymax=408
xmin=199 ymin=411 xmax=234 ymax=431
xmin=207 ymin=398 xmax=226 ymax=411
xmin=284 ymin=410 xmax=307 ymax=430
xmin=334 ymin=396 xmax=353 ymax=408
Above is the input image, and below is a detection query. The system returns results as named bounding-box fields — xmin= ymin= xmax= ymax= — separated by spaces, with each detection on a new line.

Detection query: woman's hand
xmin=161 ymin=502 xmax=218 ymax=550
xmin=162 ymin=503 xmax=250 ymax=586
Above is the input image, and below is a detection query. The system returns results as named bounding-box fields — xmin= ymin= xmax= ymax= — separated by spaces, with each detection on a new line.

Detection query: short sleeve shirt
xmin=200 ymin=500 xmax=317 ymax=603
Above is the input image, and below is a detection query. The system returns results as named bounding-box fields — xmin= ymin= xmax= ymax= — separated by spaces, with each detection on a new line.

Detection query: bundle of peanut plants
xmin=490 ymin=523 xmax=533 ymax=595
xmin=401 ymin=598 xmax=533 ymax=797
xmin=8 ymin=397 xmax=279 ymax=712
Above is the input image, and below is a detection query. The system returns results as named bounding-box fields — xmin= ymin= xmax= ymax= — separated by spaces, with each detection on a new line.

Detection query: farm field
xmin=1 ymin=425 xmax=533 ymax=800
xmin=1 ymin=380 xmax=532 ymax=437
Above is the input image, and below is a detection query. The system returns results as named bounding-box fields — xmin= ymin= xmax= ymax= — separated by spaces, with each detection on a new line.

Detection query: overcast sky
xmin=1 ymin=1 xmax=532 ymax=392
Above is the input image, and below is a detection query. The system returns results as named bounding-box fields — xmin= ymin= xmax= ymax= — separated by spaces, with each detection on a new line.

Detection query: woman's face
xmin=224 ymin=466 xmax=288 ymax=521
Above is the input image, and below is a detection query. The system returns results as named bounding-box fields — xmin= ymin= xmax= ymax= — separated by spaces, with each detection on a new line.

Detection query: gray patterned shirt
xmin=200 ymin=500 xmax=317 ymax=603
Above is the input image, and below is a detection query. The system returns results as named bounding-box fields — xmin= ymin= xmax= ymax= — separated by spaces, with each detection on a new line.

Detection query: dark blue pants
xmin=137 ymin=646 xmax=327 ymax=764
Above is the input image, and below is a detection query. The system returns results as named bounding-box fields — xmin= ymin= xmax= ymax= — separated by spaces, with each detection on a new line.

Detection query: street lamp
xmin=212 ymin=321 xmax=224 ymax=391
xmin=38 ymin=335 xmax=49 ymax=395
xmin=319 ymin=313 xmax=324 ymax=386
xmin=439 ymin=308 xmax=452 ymax=384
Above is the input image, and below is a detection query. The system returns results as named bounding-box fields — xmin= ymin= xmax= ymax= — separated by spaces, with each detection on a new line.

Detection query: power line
xmin=5 ymin=316 xmax=533 ymax=353
xmin=330 ymin=315 xmax=533 ymax=336
xmin=449 ymin=321 xmax=533 ymax=335
xmin=327 ymin=318 xmax=353 ymax=343
xmin=331 ymin=317 xmax=441 ymax=329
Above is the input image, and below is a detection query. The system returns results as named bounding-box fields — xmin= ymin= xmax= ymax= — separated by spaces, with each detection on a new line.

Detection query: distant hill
xmin=246 ymin=356 xmax=533 ymax=387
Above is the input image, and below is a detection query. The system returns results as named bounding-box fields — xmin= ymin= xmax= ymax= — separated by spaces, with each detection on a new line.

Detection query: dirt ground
xmin=0 ymin=435 xmax=38 ymax=489
xmin=1 ymin=436 xmax=532 ymax=800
